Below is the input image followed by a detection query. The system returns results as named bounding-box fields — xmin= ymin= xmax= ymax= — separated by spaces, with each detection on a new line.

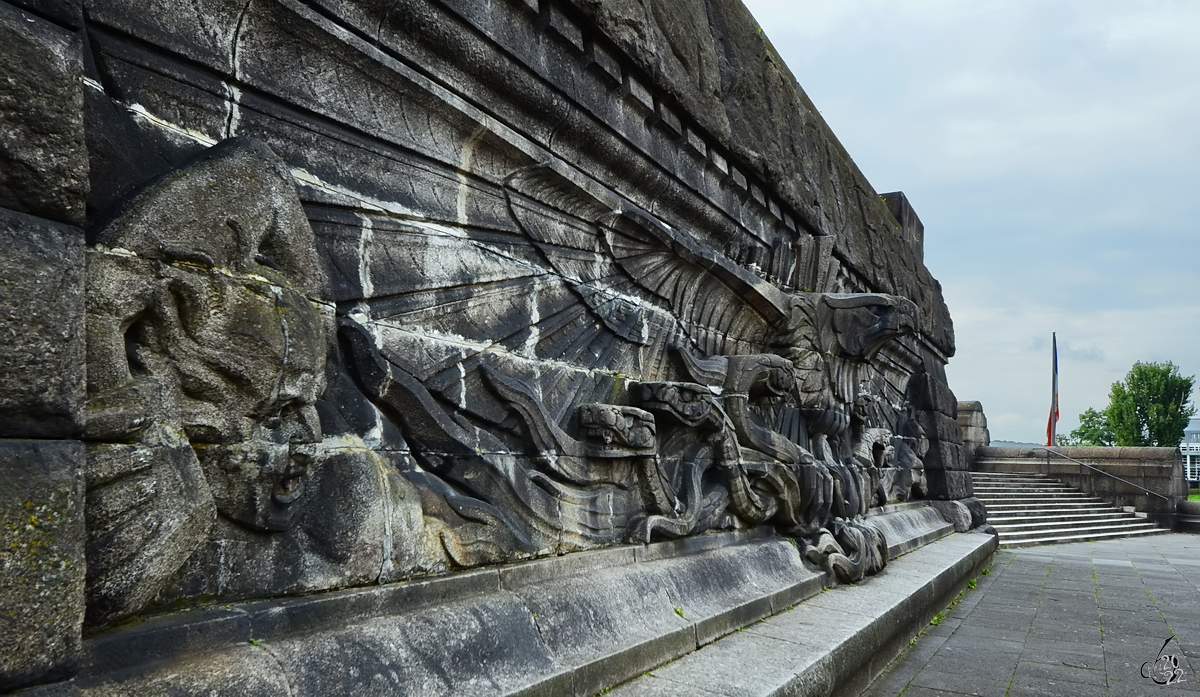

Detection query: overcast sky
xmin=742 ymin=0 xmax=1200 ymax=443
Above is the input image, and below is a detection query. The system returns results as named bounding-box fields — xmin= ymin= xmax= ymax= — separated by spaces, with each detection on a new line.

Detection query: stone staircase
xmin=971 ymin=472 xmax=1166 ymax=547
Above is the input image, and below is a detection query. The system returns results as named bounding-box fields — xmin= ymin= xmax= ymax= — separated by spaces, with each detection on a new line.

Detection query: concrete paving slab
xmin=1012 ymin=658 xmax=1106 ymax=686
xmin=863 ymin=533 xmax=1200 ymax=696
xmin=909 ymin=667 xmax=1010 ymax=697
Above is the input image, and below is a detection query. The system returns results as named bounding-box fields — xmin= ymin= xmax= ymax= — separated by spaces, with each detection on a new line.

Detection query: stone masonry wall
xmin=0 ymin=0 xmax=970 ymax=689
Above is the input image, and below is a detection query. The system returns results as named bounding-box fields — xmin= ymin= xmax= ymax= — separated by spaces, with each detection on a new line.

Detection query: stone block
xmin=78 ymin=644 xmax=291 ymax=697
xmin=6 ymin=0 xmax=82 ymax=30
xmin=959 ymin=497 xmax=988 ymax=528
xmin=925 ymin=469 xmax=974 ymax=501
xmin=0 ymin=439 xmax=85 ymax=692
xmin=0 ymin=207 xmax=85 ymax=438
xmin=909 ymin=374 xmax=958 ymax=417
xmin=928 ymin=500 xmax=972 ymax=533
xmin=0 ymin=2 xmax=86 ymax=224
xmin=924 ymin=439 xmax=966 ymax=472
xmin=917 ymin=410 xmax=963 ymax=445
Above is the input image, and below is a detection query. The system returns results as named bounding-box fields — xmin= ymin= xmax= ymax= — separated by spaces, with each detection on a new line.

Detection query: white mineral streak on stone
xmin=225 ymin=83 xmax=242 ymax=138
xmin=92 ymin=245 xmax=139 ymax=258
xmin=371 ymin=449 xmax=395 ymax=582
xmin=457 ymin=125 xmax=488 ymax=225
xmin=370 ymin=319 xmax=624 ymax=380
xmin=267 ymin=286 xmax=291 ymax=404
xmin=83 ymin=77 xmax=104 ymax=93
xmin=356 ymin=213 xmax=374 ymax=299
xmin=288 ymin=167 xmax=426 ymax=220
xmin=524 ymin=281 xmax=540 ymax=359
xmin=125 ymin=103 xmax=218 ymax=147
xmin=364 ymin=405 xmax=384 ymax=449
xmin=457 ymin=358 xmax=467 ymax=410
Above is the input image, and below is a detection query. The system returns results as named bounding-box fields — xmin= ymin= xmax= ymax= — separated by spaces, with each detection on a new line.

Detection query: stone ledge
xmin=62 ymin=511 xmax=965 ymax=696
xmin=609 ymin=531 xmax=998 ymax=697
xmin=71 ymin=527 xmax=804 ymax=695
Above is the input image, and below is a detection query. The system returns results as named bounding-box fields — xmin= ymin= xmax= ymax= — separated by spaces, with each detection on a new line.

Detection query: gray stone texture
xmin=64 ymin=533 xmax=828 ymax=695
xmin=5 ymin=0 xmax=82 ymax=30
xmin=957 ymin=400 xmax=990 ymax=465
xmin=0 ymin=439 xmax=86 ymax=692
xmin=569 ymin=0 xmax=955 ymax=356
xmin=0 ymin=1 xmax=87 ymax=224
xmin=0 ymin=207 xmax=85 ymax=438
xmin=612 ymin=531 xmax=997 ymax=696
xmin=927 ymin=499 xmax=972 ymax=533
xmin=2 ymin=0 xmax=980 ymax=687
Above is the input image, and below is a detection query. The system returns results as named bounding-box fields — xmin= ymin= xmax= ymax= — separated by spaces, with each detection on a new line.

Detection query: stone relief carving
xmin=334 ymin=164 xmax=930 ymax=584
xmin=83 ymin=139 xmax=332 ymax=624
xmin=73 ymin=138 xmax=947 ymax=629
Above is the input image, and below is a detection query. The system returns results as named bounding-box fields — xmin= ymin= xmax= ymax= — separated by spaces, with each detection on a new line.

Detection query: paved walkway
xmin=863 ymin=533 xmax=1200 ymax=697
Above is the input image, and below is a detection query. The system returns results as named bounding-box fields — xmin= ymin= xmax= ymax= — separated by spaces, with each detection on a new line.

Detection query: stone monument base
xmin=34 ymin=509 xmax=996 ymax=696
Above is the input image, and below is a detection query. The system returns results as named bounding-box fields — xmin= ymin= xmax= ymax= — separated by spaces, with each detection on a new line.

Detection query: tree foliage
xmin=1107 ymin=361 xmax=1196 ymax=446
xmin=1063 ymin=361 xmax=1195 ymax=448
xmin=1063 ymin=407 xmax=1114 ymax=446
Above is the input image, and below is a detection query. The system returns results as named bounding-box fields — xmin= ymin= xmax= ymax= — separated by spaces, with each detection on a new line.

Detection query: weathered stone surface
xmin=957 ymin=400 xmax=990 ymax=464
xmin=0 ymin=207 xmax=85 ymax=438
xmin=928 ymin=499 xmax=972 ymax=533
xmin=81 ymin=138 xmax=339 ymax=623
xmin=0 ymin=439 xmax=85 ymax=692
xmin=611 ymin=531 xmax=997 ymax=697
xmin=5 ymin=0 xmax=974 ymax=673
xmin=6 ymin=0 xmax=82 ymax=30
xmin=958 ymin=496 xmax=988 ymax=529
xmin=862 ymin=506 xmax=953 ymax=558
xmin=0 ymin=1 xmax=86 ymax=224
xmin=83 ymin=432 xmax=215 ymax=627
xmin=924 ymin=439 xmax=966 ymax=472
xmin=570 ymin=0 xmax=955 ymax=356
xmin=79 ymin=645 xmax=291 ymax=697
xmin=909 ymin=374 xmax=959 ymax=417
xmin=153 ymin=445 xmax=447 ymax=607
xmin=883 ymin=191 xmax=925 ymax=263
xmin=925 ymin=469 xmax=975 ymax=501
xmin=916 ymin=410 xmax=963 ymax=446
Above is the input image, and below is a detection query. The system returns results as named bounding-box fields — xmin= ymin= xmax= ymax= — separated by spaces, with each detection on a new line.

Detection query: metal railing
xmin=1036 ymin=448 xmax=1170 ymax=503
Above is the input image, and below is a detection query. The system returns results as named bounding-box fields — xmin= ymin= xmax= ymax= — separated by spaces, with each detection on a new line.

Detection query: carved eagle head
xmin=774 ymin=292 xmax=918 ymax=363
xmin=815 ymin=293 xmax=918 ymax=361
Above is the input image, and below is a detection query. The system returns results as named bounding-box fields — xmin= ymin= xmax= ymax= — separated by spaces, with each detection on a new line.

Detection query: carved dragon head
xmin=635 ymin=382 xmax=724 ymax=431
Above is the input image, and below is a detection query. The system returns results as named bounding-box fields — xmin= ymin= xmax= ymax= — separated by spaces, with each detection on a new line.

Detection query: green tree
xmin=1063 ymin=407 xmax=1114 ymax=446
xmin=1106 ymin=361 xmax=1196 ymax=446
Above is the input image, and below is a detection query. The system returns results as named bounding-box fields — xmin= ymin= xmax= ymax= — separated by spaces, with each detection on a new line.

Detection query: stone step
xmin=974 ymin=484 xmax=1080 ymax=489
xmin=970 ymin=470 xmax=1166 ymax=547
xmin=998 ymin=526 xmax=1166 ymax=548
xmin=608 ymin=533 xmax=998 ymax=696
xmin=979 ymin=491 xmax=1099 ymax=496
xmin=972 ymin=482 xmax=1076 ymax=489
xmin=991 ymin=516 xmax=1148 ymax=535
xmin=988 ymin=511 xmax=1139 ymax=526
xmin=983 ymin=505 xmax=1119 ymax=516
xmin=979 ymin=499 xmax=1108 ymax=508
xmin=975 ymin=491 xmax=1097 ymax=500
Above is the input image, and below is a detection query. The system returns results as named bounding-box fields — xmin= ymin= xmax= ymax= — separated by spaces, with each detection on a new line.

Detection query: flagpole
xmin=1046 ymin=332 xmax=1059 ymax=447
